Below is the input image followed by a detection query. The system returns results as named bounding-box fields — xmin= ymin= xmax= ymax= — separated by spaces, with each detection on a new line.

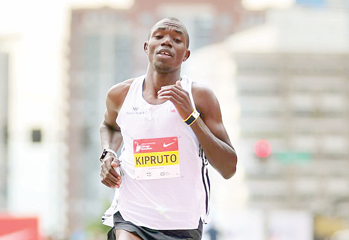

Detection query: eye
xmin=155 ymin=35 xmax=163 ymax=39
xmin=174 ymin=38 xmax=182 ymax=43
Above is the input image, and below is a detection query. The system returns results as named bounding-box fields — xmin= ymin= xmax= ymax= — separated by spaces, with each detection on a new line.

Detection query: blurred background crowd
xmin=0 ymin=0 xmax=349 ymax=239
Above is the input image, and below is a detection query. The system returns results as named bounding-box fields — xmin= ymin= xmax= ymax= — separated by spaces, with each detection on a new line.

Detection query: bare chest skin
xmin=142 ymin=90 xmax=167 ymax=105
xmin=142 ymin=77 xmax=176 ymax=105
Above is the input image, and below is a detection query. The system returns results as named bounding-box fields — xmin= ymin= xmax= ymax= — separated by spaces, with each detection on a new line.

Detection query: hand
xmin=100 ymin=155 xmax=122 ymax=188
xmin=157 ymin=80 xmax=194 ymax=120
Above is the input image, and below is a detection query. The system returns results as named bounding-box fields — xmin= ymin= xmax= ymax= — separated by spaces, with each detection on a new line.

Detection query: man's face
xmin=144 ymin=19 xmax=190 ymax=73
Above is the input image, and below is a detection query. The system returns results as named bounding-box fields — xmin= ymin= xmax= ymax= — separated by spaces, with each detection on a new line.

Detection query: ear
xmin=182 ymin=50 xmax=190 ymax=62
xmin=144 ymin=41 xmax=149 ymax=55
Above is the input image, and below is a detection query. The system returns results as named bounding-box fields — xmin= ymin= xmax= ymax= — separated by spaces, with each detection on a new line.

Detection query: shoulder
xmin=191 ymin=81 xmax=221 ymax=119
xmin=107 ymin=78 xmax=134 ymax=97
xmin=192 ymin=81 xmax=218 ymax=106
xmin=106 ymin=78 xmax=135 ymax=111
xmin=191 ymin=81 xmax=213 ymax=96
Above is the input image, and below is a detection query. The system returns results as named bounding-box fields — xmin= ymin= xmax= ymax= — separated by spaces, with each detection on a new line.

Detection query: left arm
xmin=158 ymin=81 xmax=237 ymax=179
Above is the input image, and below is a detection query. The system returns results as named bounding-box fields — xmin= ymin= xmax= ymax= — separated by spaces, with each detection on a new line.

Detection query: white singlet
xmin=102 ymin=75 xmax=210 ymax=230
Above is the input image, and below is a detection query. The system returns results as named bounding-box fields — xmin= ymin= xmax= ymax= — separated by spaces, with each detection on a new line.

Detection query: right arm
xmin=99 ymin=79 xmax=133 ymax=188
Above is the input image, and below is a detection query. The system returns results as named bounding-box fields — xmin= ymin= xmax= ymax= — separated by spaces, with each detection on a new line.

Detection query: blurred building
xmin=233 ymin=2 xmax=349 ymax=221
xmin=66 ymin=0 xmax=257 ymax=235
xmin=0 ymin=27 xmax=68 ymax=237
xmin=187 ymin=1 xmax=349 ymax=239
xmin=0 ymin=52 xmax=9 ymax=210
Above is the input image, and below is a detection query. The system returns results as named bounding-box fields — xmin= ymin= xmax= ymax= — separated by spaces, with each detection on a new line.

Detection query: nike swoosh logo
xmin=163 ymin=142 xmax=175 ymax=147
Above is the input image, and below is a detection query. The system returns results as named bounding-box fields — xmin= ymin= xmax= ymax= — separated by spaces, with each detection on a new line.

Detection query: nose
xmin=161 ymin=35 xmax=172 ymax=47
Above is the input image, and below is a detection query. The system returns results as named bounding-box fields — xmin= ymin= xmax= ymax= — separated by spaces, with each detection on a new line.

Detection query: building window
xmin=31 ymin=129 xmax=42 ymax=143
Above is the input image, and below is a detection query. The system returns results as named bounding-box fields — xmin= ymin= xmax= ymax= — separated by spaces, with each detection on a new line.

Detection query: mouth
xmin=157 ymin=49 xmax=173 ymax=57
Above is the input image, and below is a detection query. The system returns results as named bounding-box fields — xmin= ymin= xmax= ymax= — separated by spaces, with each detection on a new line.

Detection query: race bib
xmin=133 ymin=137 xmax=180 ymax=180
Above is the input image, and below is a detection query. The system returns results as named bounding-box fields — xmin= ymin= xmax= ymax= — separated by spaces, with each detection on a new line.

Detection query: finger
xmin=101 ymin=160 xmax=121 ymax=181
xmin=158 ymin=89 xmax=193 ymax=117
xmin=111 ymin=160 xmax=122 ymax=179
xmin=101 ymin=168 xmax=119 ymax=185
xmin=102 ymin=176 xmax=122 ymax=188
xmin=158 ymin=85 xmax=188 ymax=101
xmin=102 ymin=181 xmax=121 ymax=189
xmin=157 ymin=89 xmax=183 ymax=103
xmin=104 ymin=158 xmax=121 ymax=178
xmin=176 ymin=80 xmax=182 ymax=87
xmin=111 ymin=160 xmax=120 ymax=168
xmin=101 ymin=179 xmax=115 ymax=188
xmin=158 ymin=85 xmax=190 ymax=102
xmin=101 ymin=175 xmax=116 ymax=188
xmin=101 ymin=170 xmax=121 ymax=187
xmin=114 ymin=180 xmax=122 ymax=189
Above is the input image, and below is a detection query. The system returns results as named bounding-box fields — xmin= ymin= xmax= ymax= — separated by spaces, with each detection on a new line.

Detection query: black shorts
xmin=107 ymin=211 xmax=203 ymax=240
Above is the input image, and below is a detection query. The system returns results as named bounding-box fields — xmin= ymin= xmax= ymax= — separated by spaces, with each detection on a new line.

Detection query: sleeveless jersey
xmin=102 ymin=75 xmax=210 ymax=230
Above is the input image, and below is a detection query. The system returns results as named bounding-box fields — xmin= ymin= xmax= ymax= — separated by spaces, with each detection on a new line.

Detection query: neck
xmin=145 ymin=67 xmax=181 ymax=91
xmin=142 ymin=66 xmax=181 ymax=104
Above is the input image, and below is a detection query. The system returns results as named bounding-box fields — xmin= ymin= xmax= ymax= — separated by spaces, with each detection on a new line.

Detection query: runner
xmin=99 ymin=17 xmax=238 ymax=240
